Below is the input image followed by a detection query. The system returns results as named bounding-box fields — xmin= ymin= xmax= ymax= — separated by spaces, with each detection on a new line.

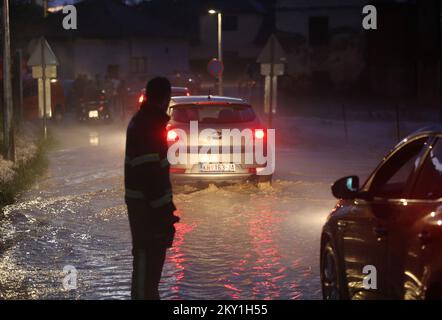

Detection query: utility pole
xmin=2 ymin=0 xmax=15 ymax=161
xmin=13 ymin=50 xmax=24 ymax=123
xmin=209 ymin=9 xmax=224 ymax=95
xmin=268 ymin=36 xmax=275 ymax=128
xmin=217 ymin=12 xmax=223 ymax=96
xmin=41 ymin=38 xmax=48 ymax=139
xmin=43 ymin=0 xmax=49 ymax=18
xmin=438 ymin=0 xmax=442 ymax=122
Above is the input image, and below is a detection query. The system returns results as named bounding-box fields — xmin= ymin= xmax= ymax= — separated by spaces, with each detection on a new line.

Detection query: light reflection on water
xmin=163 ymin=209 xmax=194 ymax=300
xmin=0 ymin=181 xmax=328 ymax=300
xmin=248 ymin=206 xmax=285 ymax=300
xmin=89 ymin=132 xmax=100 ymax=146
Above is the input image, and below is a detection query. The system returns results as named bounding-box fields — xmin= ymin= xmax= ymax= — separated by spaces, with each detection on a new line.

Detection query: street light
xmin=208 ymin=9 xmax=223 ymax=95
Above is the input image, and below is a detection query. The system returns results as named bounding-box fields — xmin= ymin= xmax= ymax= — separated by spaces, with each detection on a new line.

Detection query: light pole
xmin=209 ymin=9 xmax=223 ymax=95
xmin=2 ymin=0 xmax=15 ymax=161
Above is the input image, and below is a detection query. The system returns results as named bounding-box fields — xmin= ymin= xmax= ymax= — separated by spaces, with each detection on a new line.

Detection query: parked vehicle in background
xmin=170 ymin=72 xmax=202 ymax=95
xmin=320 ymin=126 xmax=442 ymax=300
xmin=76 ymin=88 xmax=112 ymax=122
xmin=171 ymin=87 xmax=191 ymax=97
xmin=132 ymin=86 xmax=190 ymax=114
xmin=138 ymin=86 xmax=190 ymax=104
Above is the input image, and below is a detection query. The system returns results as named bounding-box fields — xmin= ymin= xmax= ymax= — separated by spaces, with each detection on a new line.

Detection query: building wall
xmin=51 ymin=38 xmax=190 ymax=80
xmin=275 ymin=0 xmax=368 ymax=93
xmin=130 ymin=39 xmax=190 ymax=76
xmin=277 ymin=0 xmax=365 ymax=37
xmin=191 ymin=13 xmax=263 ymax=60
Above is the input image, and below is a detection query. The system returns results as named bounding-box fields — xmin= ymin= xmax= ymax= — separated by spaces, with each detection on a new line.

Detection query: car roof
xmin=170 ymin=95 xmax=248 ymax=106
xmin=394 ymin=125 xmax=442 ymax=149
xmin=403 ymin=125 xmax=442 ymax=140
xmin=141 ymin=86 xmax=188 ymax=92
xmin=172 ymin=87 xmax=189 ymax=91
xmin=408 ymin=125 xmax=442 ymax=136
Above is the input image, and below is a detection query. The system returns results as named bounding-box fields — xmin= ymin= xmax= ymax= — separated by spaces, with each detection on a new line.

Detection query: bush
xmin=0 ymin=135 xmax=52 ymax=207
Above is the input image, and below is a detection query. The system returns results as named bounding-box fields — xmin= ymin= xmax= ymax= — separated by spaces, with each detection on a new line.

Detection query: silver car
xmin=166 ymin=96 xmax=272 ymax=184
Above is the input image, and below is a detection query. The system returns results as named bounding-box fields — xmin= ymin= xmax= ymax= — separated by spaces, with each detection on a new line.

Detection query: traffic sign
xmin=257 ymin=34 xmax=286 ymax=64
xmin=26 ymin=37 xmax=59 ymax=128
xmin=207 ymin=58 xmax=224 ymax=77
xmin=27 ymin=37 xmax=59 ymax=67
xmin=261 ymin=63 xmax=284 ymax=76
xmin=257 ymin=34 xmax=286 ymax=125
xmin=32 ymin=65 xmax=57 ymax=79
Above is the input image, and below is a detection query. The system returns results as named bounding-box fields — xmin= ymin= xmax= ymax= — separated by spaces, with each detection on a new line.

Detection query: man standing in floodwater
xmin=124 ymin=77 xmax=179 ymax=300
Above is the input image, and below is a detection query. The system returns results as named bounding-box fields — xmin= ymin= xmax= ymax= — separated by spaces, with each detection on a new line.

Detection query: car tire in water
xmin=252 ymin=174 xmax=273 ymax=185
xmin=321 ymin=240 xmax=346 ymax=300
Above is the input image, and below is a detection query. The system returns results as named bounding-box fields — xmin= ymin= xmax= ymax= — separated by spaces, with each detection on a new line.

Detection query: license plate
xmin=199 ymin=163 xmax=236 ymax=172
xmin=88 ymin=110 xmax=99 ymax=118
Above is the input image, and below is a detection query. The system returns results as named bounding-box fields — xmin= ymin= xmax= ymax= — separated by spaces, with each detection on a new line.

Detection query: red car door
xmin=388 ymin=136 xmax=442 ymax=299
xmin=341 ymin=136 xmax=429 ymax=299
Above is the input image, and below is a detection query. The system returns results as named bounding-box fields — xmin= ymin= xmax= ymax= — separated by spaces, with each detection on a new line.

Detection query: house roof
xmin=42 ymin=0 xmax=185 ymax=39
xmin=195 ymin=0 xmax=267 ymax=15
xmin=130 ymin=0 xmax=268 ymax=46
xmin=136 ymin=0 xmax=267 ymax=16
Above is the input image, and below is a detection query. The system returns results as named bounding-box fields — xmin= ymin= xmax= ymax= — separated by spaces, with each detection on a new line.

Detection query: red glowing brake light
xmin=167 ymin=129 xmax=179 ymax=142
xmin=138 ymin=94 xmax=145 ymax=104
xmin=170 ymin=168 xmax=186 ymax=174
xmin=255 ymin=129 xmax=265 ymax=139
xmin=248 ymin=167 xmax=257 ymax=174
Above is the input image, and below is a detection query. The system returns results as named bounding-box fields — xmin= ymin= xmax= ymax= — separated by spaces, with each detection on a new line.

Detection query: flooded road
xmin=0 ymin=119 xmax=387 ymax=300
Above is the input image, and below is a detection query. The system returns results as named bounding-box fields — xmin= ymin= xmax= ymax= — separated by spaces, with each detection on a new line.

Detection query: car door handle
xmin=418 ymin=230 xmax=432 ymax=244
xmin=373 ymin=226 xmax=388 ymax=237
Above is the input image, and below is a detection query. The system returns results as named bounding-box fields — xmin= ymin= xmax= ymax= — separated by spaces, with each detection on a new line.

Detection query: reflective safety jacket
xmin=124 ymin=103 xmax=177 ymax=222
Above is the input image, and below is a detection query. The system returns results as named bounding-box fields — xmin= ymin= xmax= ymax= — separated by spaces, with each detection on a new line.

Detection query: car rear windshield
xmin=170 ymin=104 xmax=256 ymax=124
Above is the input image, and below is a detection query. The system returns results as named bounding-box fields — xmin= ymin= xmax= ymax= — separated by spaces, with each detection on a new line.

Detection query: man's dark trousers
xmin=127 ymin=200 xmax=172 ymax=300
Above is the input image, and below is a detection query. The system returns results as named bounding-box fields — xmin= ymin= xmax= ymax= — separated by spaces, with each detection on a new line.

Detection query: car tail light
xmin=248 ymin=167 xmax=257 ymax=174
xmin=138 ymin=94 xmax=145 ymax=104
xmin=170 ymin=168 xmax=186 ymax=174
xmin=255 ymin=129 xmax=265 ymax=139
xmin=167 ymin=129 xmax=179 ymax=142
xmin=186 ymin=92 xmax=190 ymax=96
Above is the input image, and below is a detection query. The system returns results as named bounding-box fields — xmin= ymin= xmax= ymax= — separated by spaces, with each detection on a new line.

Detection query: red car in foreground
xmin=321 ymin=126 xmax=442 ymax=300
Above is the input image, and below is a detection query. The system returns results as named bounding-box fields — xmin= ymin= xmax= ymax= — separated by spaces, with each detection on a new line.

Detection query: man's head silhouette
xmin=145 ymin=77 xmax=171 ymax=112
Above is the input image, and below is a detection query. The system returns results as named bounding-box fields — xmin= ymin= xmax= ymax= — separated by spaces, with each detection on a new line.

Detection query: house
xmin=133 ymin=0 xmax=268 ymax=81
xmin=27 ymin=0 xmax=190 ymax=82
xmin=273 ymin=0 xmax=368 ymax=94
xmin=274 ymin=0 xmax=441 ymax=103
xmin=190 ymin=0 xmax=267 ymax=79
xmin=365 ymin=0 xmax=418 ymax=99
xmin=366 ymin=0 xmax=441 ymax=105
